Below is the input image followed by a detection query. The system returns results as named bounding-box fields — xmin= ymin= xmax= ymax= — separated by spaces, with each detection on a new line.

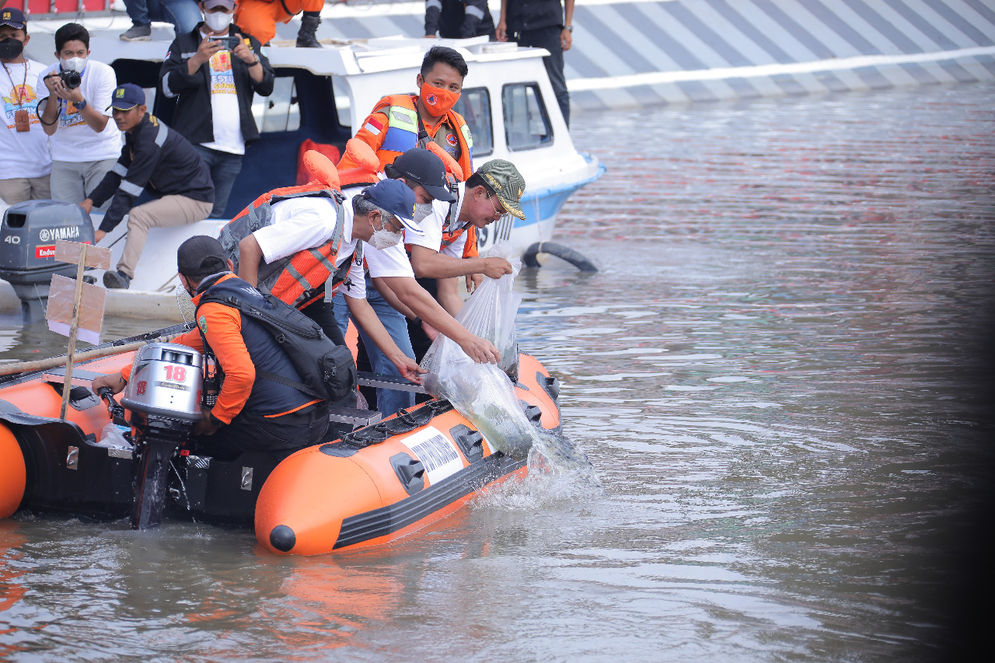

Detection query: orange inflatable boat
xmin=0 ymin=331 xmax=561 ymax=554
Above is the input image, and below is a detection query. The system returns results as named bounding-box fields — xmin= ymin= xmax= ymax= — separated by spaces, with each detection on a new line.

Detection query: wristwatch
xmin=565 ymin=25 xmax=573 ymax=32
xmin=75 ymin=98 xmax=87 ymax=110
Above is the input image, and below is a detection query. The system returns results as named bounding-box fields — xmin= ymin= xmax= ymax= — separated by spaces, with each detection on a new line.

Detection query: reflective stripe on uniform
xmin=465 ymin=5 xmax=484 ymax=19
xmin=111 ymin=163 xmax=128 ymax=177
xmin=154 ymin=123 xmax=168 ymax=147
xmin=120 ymin=180 xmax=143 ymax=197
xmin=388 ymin=106 xmax=417 ymax=129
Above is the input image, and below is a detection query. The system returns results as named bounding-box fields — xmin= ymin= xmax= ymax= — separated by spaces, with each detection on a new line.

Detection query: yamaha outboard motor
xmin=120 ymin=343 xmax=204 ymax=529
xmin=0 ymin=201 xmax=95 ymax=317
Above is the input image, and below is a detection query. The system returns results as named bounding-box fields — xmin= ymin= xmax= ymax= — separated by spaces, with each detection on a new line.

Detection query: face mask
xmin=0 ymin=38 xmax=24 ymax=60
xmin=61 ymin=56 xmax=86 ymax=73
xmin=419 ymin=82 xmax=460 ymax=117
xmin=368 ymin=216 xmax=404 ymax=250
xmin=413 ymin=203 xmax=434 ymax=223
xmin=204 ymin=11 xmax=233 ymax=32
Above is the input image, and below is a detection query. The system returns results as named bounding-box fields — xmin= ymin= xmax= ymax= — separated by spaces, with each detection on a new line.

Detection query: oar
xmin=0 ymin=322 xmax=194 ymax=381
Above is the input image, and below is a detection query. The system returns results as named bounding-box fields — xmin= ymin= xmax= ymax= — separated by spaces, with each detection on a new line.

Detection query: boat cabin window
xmin=252 ymin=75 xmax=301 ymax=133
xmin=453 ymin=87 xmax=492 ymax=157
xmin=502 ymin=83 xmax=552 ymax=151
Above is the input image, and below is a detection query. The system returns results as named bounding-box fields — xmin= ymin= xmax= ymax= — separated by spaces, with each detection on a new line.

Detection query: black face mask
xmin=0 ymin=38 xmax=24 ymax=60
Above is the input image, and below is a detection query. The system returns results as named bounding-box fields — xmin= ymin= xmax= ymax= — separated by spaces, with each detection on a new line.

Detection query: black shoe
xmin=296 ymin=14 xmax=321 ymax=48
xmin=120 ymin=24 xmax=152 ymax=41
xmin=103 ymin=270 xmax=132 ymax=289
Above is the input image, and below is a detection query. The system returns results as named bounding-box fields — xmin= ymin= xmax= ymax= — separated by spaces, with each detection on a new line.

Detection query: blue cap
xmin=0 ymin=7 xmax=26 ymax=30
xmin=361 ymin=179 xmax=421 ymax=236
xmin=108 ymin=83 xmax=145 ymax=111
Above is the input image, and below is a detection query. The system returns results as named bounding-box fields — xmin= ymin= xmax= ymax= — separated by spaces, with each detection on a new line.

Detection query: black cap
xmin=388 ymin=148 xmax=457 ymax=203
xmin=177 ymin=235 xmax=228 ymax=277
xmin=0 ymin=7 xmax=26 ymax=30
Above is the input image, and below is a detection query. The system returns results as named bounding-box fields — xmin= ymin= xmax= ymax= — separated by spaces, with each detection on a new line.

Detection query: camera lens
xmin=61 ymin=70 xmax=82 ymax=89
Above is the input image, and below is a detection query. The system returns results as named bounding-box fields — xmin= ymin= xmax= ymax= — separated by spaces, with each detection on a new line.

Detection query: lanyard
xmin=2 ymin=60 xmax=28 ymax=108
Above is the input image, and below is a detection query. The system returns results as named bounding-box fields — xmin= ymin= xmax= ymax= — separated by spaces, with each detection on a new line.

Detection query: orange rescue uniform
xmin=235 ymin=0 xmax=324 ymax=46
xmin=339 ymin=93 xmax=479 ymax=258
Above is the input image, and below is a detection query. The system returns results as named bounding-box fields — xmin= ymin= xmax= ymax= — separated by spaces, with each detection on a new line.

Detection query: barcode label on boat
xmin=401 ymin=427 xmax=463 ymax=485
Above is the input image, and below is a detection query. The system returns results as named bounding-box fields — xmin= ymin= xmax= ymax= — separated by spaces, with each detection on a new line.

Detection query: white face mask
xmin=61 ymin=56 xmax=86 ymax=73
xmin=368 ymin=215 xmax=404 ymax=249
xmin=369 ymin=227 xmax=404 ymax=250
xmin=204 ymin=11 xmax=233 ymax=32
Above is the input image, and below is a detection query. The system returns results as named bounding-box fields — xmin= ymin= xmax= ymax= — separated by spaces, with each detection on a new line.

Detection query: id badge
xmin=14 ymin=109 xmax=29 ymax=132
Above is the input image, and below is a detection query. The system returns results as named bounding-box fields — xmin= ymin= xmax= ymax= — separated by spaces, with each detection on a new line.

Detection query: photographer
xmin=159 ymin=0 xmax=274 ymax=218
xmin=37 ymin=23 xmax=122 ymax=206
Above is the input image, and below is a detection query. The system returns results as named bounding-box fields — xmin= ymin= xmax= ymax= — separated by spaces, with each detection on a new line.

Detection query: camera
xmin=46 ymin=70 xmax=82 ymax=89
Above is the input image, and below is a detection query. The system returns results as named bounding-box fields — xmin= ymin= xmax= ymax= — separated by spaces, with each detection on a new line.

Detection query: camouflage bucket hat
xmin=477 ymin=159 xmax=526 ymax=220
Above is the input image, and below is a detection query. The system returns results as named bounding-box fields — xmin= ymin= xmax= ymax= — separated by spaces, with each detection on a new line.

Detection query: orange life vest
xmin=355 ymin=94 xmax=478 ymax=258
xmin=218 ymin=150 xmax=349 ymax=310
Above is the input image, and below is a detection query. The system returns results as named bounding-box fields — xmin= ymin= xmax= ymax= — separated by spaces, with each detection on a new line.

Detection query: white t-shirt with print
xmin=37 ymin=59 xmax=121 ymax=163
xmin=199 ymin=35 xmax=244 ymax=155
xmin=0 ymin=59 xmax=51 ymax=179
xmin=404 ymin=181 xmax=466 ymax=258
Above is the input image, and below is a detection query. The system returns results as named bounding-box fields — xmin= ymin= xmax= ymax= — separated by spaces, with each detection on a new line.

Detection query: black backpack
xmin=197 ymin=282 xmax=356 ymax=402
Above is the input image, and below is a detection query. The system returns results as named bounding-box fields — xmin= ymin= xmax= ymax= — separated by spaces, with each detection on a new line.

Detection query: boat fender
xmin=0 ymin=424 xmax=26 ymax=518
xmin=522 ymin=241 xmax=598 ymax=272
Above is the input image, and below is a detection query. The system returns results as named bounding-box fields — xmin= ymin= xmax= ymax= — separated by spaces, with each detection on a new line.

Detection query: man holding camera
xmin=160 ymin=0 xmax=274 ymax=218
xmin=0 ymin=7 xmax=50 ymax=204
xmin=37 ymin=23 xmax=122 ymax=206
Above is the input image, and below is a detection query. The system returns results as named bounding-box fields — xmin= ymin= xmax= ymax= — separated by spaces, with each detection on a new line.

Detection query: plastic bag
xmin=421 ymin=243 xmax=533 ymax=457
xmin=96 ymin=423 xmax=133 ymax=450
xmin=447 ymin=242 xmax=523 ymax=377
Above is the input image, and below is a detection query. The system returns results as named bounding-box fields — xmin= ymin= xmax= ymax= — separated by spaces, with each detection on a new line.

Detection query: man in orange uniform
xmin=234 ymin=0 xmax=322 ymax=47
xmin=93 ymin=236 xmax=329 ymax=458
xmin=338 ymin=46 xmax=479 ymax=260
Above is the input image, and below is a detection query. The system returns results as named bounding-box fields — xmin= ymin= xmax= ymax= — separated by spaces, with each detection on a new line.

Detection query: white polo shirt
xmin=404 ymin=181 xmax=467 ymax=258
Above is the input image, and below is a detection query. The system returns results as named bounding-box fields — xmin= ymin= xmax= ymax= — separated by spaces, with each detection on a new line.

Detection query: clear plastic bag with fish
xmin=420 ymin=243 xmax=532 ymax=457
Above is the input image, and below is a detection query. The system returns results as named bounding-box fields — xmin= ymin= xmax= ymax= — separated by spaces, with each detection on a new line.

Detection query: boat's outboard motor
xmin=0 ymin=201 xmax=95 ymax=315
xmin=120 ymin=342 xmax=205 ymax=529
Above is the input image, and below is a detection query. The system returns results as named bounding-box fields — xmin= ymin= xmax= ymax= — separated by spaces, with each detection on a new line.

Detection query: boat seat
xmin=327 ymin=406 xmax=382 ymax=427
xmin=356 ymin=371 xmax=427 ymax=394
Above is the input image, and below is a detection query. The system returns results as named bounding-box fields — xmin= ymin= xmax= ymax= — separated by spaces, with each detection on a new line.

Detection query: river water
xmin=2 ymin=83 xmax=994 ymax=661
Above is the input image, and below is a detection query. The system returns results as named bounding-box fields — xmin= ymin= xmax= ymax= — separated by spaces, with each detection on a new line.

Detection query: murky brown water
xmin=2 ymin=83 xmax=994 ymax=661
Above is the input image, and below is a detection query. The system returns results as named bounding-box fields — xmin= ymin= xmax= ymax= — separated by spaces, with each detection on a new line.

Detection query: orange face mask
xmin=419 ymin=82 xmax=460 ymax=117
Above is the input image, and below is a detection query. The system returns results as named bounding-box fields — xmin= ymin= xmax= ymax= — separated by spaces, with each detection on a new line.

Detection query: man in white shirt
xmin=0 ymin=8 xmax=51 ymax=204
xmin=404 ymin=158 xmax=524 ymax=361
xmin=233 ymin=179 xmax=501 ymax=395
xmin=37 ymin=23 xmax=122 ymax=206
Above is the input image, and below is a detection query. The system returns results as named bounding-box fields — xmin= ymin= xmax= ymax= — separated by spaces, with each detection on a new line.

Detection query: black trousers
xmin=193 ymin=401 xmax=330 ymax=459
xmin=514 ymin=25 xmax=570 ymax=127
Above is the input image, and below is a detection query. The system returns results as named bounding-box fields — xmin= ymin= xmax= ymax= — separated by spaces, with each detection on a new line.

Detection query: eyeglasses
xmin=485 ymin=191 xmax=506 ymax=221
xmin=380 ymin=213 xmax=404 ymax=234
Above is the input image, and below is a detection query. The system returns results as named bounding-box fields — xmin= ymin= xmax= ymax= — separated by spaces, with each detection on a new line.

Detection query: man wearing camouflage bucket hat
xmin=405 ymin=157 xmax=525 ymax=360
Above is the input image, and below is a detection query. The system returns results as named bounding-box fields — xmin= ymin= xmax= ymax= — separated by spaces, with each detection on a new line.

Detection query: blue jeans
xmin=125 ymin=0 xmax=202 ymax=34
xmin=332 ymin=278 xmax=416 ymax=416
xmin=195 ymin=146 xmax=243 ymax=218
